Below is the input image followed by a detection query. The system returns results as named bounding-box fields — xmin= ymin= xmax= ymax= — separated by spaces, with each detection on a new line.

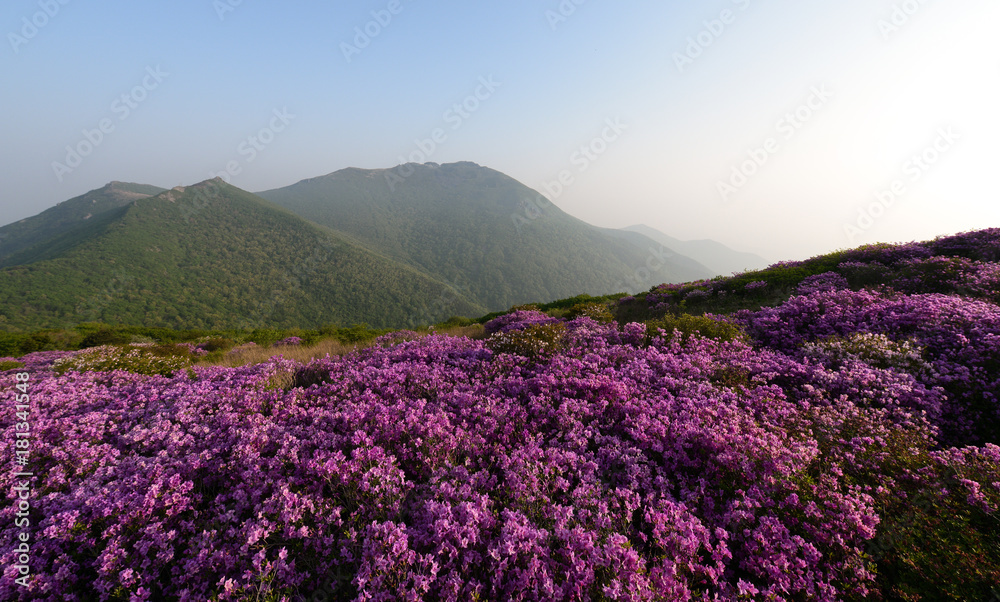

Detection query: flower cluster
xmin=5 ymin=305 xmax=997 ymax=600
xmin=483 ymin=309 xmax=561 ymax=335
xmin=795 ymin=272 xmax=849 ymax=295
xmin=52 ymin=344 xmax=196 ymax=377
xmin=735 ymin=288 xmax=1000 ymax=445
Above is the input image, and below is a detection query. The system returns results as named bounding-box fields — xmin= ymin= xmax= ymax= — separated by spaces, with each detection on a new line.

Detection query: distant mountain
xmin=258 ymin=162 xmax=714 ymax=309
xmin=0 ymin=180 xmax=483 ymax=331
xmin=623 ymin=224 xmax=769 ymax=277
xmin=0 ymin=181 xmax=165 ymax=267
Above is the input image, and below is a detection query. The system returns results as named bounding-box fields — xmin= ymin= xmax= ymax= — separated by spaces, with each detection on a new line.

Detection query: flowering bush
xmin=802 ymin=332 xmax=933 ymax=377
xmin=796 ymin=271 xmax=849 ymax=295
xmin=373 ymin=330 xmax=421 ymax=347
xmin=564 ymin=302 xmax=615 ymax=323
xmin=485 ymin=321 xmax=567 ymax=359
xmin=483 ymin=309 xmax=561 ymax=335
xmin=836 ymin=260 xmax=890 ymax=288
xmin=736 ymin=288 xmax=1000 ymax=445
xmin=0 ymin=323 xmax=873 ymax=599
xmin=52 ymin=344 xmax=195 ymax=377
xmin=175 ymin=342 xmax=210 ymax=357
xmin=273 ymin=336 xmax=305 ymax=347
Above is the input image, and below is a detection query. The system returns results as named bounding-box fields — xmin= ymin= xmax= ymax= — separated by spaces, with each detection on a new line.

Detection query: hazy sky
xmin=2 ymin=0 xmax=998 ymax=261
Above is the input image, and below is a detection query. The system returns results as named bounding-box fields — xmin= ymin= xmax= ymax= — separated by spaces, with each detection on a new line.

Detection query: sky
xmin=2 ymin=0 xmax=998 ymax=262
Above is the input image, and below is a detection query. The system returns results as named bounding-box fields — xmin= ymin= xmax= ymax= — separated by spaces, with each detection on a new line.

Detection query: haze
xmin=2 ymin=0 xmax=998 ymax=261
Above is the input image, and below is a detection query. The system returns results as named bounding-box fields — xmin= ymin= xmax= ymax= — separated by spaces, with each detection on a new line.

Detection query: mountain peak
xmin=257 ymin=163 xmax=715 ymax=309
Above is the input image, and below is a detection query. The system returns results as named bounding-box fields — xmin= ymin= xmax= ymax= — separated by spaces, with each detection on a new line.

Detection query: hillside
xmin=0 ymin=181 xmax=165 ymax=267
xmin=0 ymin=180 xmax=483 ymax=331
xmin=623 ymin=223 xmax=770 ymax=276
xmin=258 ymin=162 xmax=714 ymax=310
xmin=2 ymin=228 xmax=998 ymax=600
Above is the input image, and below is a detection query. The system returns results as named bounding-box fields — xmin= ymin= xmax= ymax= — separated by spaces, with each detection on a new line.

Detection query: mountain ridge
xmin=623 ymin=223 xmax=770 ymax=277
xmin=0 ymin=163 xmax=763 ymax=331
xmin=257 ymin=161 xmax=715 ymax=310
xmin=0 ymin=181 xmax=165 ymax=267
xmin=0 ymin=180 xmax=485 ymax=331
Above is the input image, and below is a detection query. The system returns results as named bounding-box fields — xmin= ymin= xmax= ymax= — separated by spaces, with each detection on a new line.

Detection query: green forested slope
xmin=0 ymin=180 xmax=483 ymax=331
xmin=0 ymin=182 xmax=165 ymax=267
xmin=258 ymin=161 xmax=714 ymax=310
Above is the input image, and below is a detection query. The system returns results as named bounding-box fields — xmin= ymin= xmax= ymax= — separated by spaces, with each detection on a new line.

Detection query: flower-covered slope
xmin=1 ymin=228 xmax=1000 ymax=601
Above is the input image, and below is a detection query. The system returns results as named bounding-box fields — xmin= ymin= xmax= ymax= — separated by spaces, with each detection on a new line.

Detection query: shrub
xmin=646 ymin=313 xmax=746 ymax=344
xmin=483 ymin=310 xmax=561 ymax=335
xmin=838 ymin=261 xmax=891 ymax=288
xmin=802 ymin=332 xmax=933 ymax=377
xmin=333 ymin=324 xmax=385 ymax=344
xmin=53 ymin=344 xmax=194 ymax=376
xmin=0 ymin=360 xmax=25 ymax=372
xmin=564 ymin=302 xmax=614 ymax=323
xmin=486 ymin=322 xmax=566 ymax=359
xmin=248 ymin=328 xmax=285 ymax=347
xmin=78 ymin=328 xmax=130 ymax=349
xmin=292 ymin=358 xmax=339 ymax=389
xmin=439 ymin=315 xmax=474 ymax=328
xmin=890 ymin=256 xmax=979 ymax=295
xmin=796 ymin=271 xmax=849 ymax=295
xmin=373 ymin=330 xmax=421 ymax=347
xmin=868 ymin=444 xmax=1000 ymax=601
xmin=196 ymin=337 xmax=233 ymax=352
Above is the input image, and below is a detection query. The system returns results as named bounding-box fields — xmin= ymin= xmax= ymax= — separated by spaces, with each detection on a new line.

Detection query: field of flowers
xmin=2 ymin=229 xmax=1000 ymax=601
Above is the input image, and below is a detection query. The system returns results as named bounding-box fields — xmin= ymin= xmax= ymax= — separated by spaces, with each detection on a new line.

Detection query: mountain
xmin=258 ymin=162 xmax=714 ymax=310
xmin=0 ymin=181 xmax=165 ymax=267
xmin=0 ymin=180 xmax=484 ymax=331
xmin=623 ymin=224 xmax=770 ymax=277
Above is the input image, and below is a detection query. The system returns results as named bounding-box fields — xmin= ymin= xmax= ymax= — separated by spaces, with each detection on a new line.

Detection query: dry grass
xmin=200 ymin=325 xmax=486 ymax=368
xmin=431 ymin=324 xmax=487 ymax=339
xmin=203 ymin=338 xmax=363 ymax=368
